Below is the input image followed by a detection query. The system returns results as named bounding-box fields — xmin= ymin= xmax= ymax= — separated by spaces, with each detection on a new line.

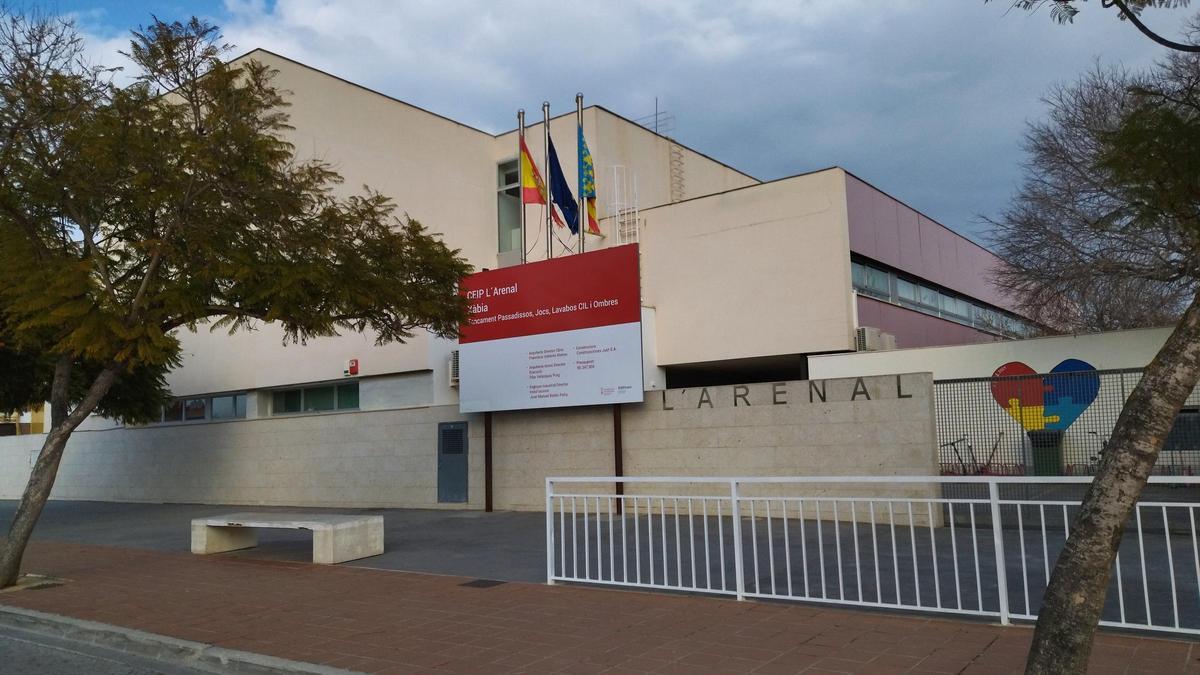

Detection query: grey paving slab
xmin=0 ymin=500 xmax=548 ymax=582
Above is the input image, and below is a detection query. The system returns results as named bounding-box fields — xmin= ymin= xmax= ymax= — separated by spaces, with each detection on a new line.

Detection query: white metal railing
xmin=545 ymin=476 xmax=1200 ymax=637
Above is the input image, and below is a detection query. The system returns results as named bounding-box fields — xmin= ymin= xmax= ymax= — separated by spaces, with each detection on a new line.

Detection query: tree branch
xmin=1106 ymin=0 xmax=1200 ymax=52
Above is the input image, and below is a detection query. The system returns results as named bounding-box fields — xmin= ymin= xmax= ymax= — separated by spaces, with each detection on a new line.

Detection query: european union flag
xmin=547 ymin=136 xmax=579 ymax=234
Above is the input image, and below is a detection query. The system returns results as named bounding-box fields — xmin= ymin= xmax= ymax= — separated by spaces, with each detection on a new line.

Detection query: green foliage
xmin=0 ymin=15 xmax=471 ymax=422
xmin=1097 ymin=74 xmax=1200 ymax=236
xmin=998 ymin=0 xmax=1190 ymax=24
xmin=0 ymin=329 xmax=171 ymax=424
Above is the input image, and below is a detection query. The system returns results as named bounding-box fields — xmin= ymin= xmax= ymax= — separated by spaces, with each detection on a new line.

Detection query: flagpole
xmin=517 ymin=109 xmax=527 ymax=265
xmin=542 ymin=101 xmax=552 ymax=260
xmin=576 ymin=93 xmax=585 ymax=255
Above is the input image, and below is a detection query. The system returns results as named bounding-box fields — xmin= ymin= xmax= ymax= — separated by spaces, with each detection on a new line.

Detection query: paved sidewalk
xmin=0 ymin=541 xmax=1196 ymax=674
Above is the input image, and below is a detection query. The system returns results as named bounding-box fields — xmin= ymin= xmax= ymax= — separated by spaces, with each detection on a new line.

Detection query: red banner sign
xmin=457 ymin=245 xmax=643 ymax=413
xmin=459 ymin=244 xmax=641 ymax=344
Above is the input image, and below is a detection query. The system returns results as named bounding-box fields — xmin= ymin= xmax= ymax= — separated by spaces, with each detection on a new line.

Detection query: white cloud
xmin=69 ymin=0 xmax=1198 ymax=241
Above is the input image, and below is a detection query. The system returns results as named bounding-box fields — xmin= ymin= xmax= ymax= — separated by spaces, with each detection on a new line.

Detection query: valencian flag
xmin=547 ymin=136 xmax=580 ymax=234
xmin=577 ymin=125 xmax=601 ymax=235
xmin=520 ymin=137 xmax=565 ymax=227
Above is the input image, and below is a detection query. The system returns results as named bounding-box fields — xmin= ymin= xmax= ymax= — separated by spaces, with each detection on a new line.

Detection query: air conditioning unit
xmin=447 ymin=350 xmax=460 ymax=388
xmin=855 ymin=326 xmax=896 ymax=352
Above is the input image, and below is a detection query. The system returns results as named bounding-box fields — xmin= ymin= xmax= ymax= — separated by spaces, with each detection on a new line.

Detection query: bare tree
xmin=1006 ymin=274 xmax=1189 ymax=332
xmin=990 ymin=52 xmax=1200 ymax=673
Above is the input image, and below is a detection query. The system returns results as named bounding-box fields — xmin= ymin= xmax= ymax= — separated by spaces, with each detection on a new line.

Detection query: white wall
xmin=808 ymin=327 xmax=1172 ymax=381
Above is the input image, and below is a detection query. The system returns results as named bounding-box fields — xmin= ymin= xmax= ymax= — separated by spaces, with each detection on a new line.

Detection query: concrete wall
xmin=0 ymin=374 xmax=936 ymax=512
xmin=640 ymin=169 xmax=858 ymax=366
xmin=0 ymin=406 xmax=483 ymax=508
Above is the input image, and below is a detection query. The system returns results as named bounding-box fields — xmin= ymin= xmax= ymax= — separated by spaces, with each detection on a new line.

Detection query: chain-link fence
xmin=934 ymin=368 xmax=1200 ymax=477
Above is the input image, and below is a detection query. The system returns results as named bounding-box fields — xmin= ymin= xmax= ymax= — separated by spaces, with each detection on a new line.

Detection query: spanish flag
xmin=520 ymin=137 xmax=565 ymax=227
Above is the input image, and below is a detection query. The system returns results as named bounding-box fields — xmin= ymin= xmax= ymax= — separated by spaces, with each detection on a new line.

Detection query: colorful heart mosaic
xmin=990 ymin=359 xmax=1100 ymax=432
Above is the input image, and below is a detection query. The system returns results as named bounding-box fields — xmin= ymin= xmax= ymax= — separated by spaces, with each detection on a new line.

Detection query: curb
xmin=0 ymin=605 xmax=356 ymax=675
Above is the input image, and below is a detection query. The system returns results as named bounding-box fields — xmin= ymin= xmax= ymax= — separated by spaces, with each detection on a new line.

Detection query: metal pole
xmin=576 ymin=93 xmax=585 ymax=255
xmin=989 ymin=481 xmax=1010 ymax=624
xmin=542 ymin=101 xmax=552 ymax=260
xmin=484 ymin=411 xmax=493 ymax=512
xmin=613 ymin=403 xmax=623 ymax=514
xmin=546 ymin=477 xmax=556 ymax=584
xmin=730 ymin=480 xmax=745 ymax=601
xmin=517 ymin=109 xmax=526 ymax=264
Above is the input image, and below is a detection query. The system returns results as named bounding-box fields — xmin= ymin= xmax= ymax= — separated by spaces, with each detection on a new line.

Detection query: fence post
xmin=730 ymin=480 xmax=746 ymax=601
xmin=988 ymin=480 xmax=1010 ymax=625
xmin=546 ymin=478 xmax=556 ymax=585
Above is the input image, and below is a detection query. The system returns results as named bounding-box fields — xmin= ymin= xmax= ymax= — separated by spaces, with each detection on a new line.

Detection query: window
xmin=273 ymin=389 xmax=302 ymax=414
xmin=940 ymin=294 xmax=970 ymax=319
xmin=850 ymin=256 xmax=1032 ymax=338
xmin=917 ymin=284 xmax=939 ymax=308
xmin=163 ymin=399 xmax=184 ymax=422
xmin=497 ymin=160 xmax=521 ymax=253
xmin=863 ymin=266 xmax=890 ymax=297
xmin=337 ymin=383 xmax=360 ymax=410
xmin=305 ymin=386 xmax=336 ymax=412
xmin=159 ymin=392 xmax=247 ymax=424
xmin=271 ymin=382 xmax=360 ymax=415
xmin=852 ymin=261 xmax=890 ymax=298
xmin=184 ymin=398 xmax=207 ymax=420
xmin=211 ymin=394 xmax=247 ymax=420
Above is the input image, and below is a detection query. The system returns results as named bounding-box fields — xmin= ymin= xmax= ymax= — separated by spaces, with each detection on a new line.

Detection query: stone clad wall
xmin=492 ymin=373 xmax=937 ymax=510
xmin=0 ymin=406 xmax=483 ymax=509
xmin=0 ymin=373 xmax=937 ymax=512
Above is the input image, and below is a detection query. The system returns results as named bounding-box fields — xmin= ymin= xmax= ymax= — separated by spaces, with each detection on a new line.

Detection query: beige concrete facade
xmin=164 ymin=50 xmax=764 ymax=405
xmin=2 ymin=50 xmax=1011 ymax=510
xmin=0 ymin=374 xmax=936 ymax=511
xmin=145 ymin=50 xmax=995 ymax=410
xmin=641 ymin=170 xmax=857 ymax=366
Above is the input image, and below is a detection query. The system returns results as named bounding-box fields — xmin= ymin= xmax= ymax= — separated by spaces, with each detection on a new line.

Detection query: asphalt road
xmin=0 ymin=624 xmax=208 ymax=675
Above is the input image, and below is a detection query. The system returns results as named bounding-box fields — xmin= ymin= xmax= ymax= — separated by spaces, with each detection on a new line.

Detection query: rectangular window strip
xmin=497 ymin=160 xmax=521 ymax=254
xmin=850 ymin=259 xmax=1033 ymax=338
xmin=271 ymin=382 xmax=360 ymax=415
xmin=160 ymin=392 xmax=247 ymax=424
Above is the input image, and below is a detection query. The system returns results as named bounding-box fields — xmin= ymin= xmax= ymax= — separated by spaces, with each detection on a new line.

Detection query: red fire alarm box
xmin=344 ymin=358 xmax=359 ymax=376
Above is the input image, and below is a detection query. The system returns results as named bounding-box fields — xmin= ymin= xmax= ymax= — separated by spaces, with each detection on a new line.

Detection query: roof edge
xmin=635 ymin=166 xmax=844 ymax=213
xmin=229 ymin=48 xmax=495 ymax=138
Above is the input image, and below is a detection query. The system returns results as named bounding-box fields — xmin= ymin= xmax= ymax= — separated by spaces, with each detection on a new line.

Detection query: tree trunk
xmin=1026 ymin=293 xmax=1200 ymax=673
xmin=0 ymin=359 xmax=118 ymax=588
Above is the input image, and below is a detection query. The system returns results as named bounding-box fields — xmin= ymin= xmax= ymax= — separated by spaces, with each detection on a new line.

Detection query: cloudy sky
xmin=55 ymin=0 xmax=1197 ymax=244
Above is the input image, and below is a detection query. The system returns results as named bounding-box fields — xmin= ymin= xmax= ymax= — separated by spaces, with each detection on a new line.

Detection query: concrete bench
xmin=190 ymin=512 xmax=384 ymax=564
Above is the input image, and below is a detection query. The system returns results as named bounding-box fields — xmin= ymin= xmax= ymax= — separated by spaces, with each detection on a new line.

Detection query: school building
xmin=0 ymin=49 xmax=1038 ymax=510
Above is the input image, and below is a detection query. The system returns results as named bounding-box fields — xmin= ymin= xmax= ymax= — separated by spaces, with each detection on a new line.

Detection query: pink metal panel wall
xmin=857 ymin=296 xmax=997 ymax=349
xmin=845 ymin=173 xmax=1016 ymax=312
